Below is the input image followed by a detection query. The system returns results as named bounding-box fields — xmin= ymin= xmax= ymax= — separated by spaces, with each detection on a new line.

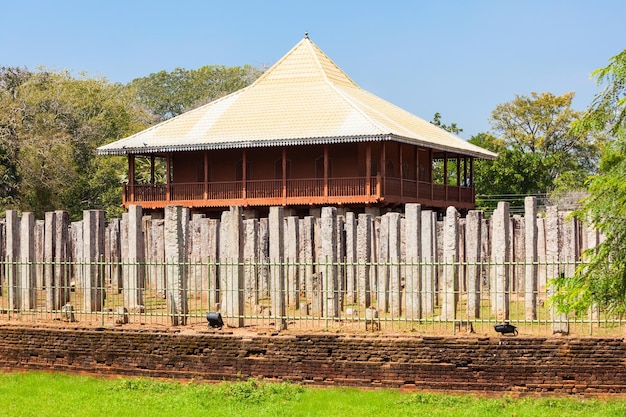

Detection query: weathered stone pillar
xmin=34 ymin=220 xmax=44 ymax=291
xmin=420 ymin=210 xmax=436 ymax=315
xmin=299 ymin=216 xmax=315 ymax=312
xmin=491 ymin=202 xmax=510 ymax=321
xmin=321 ymin=207 xmax=339 ymax=318
xmin=83 ymin=210 xmax=105 ymax=312
xmin=54 ymin=211 xmax=70 ymax=308
xmin=150 ymin=219 xmax=165 ymax=299
xmin=243 ymin=218 xmax=259 ymax=305
xmin=44 ymin=211 xmax=57 ymax=310
xmin=221 ymin=206 xmax=244 ymax=328
xmin=377 ymin=213 xmax=390 ymax=313
xmin=257 ymin=217 xmax=269 ymax=302
xmin=524 ymin=197 xmax=538 ymax=320
xmin=124 ymin=205 xmax=144 ymax=311
xmin=345 ymin=212 xmax=357 ymax=306
xmin=189 ymin=213 xmax=206 ymax=295
xmin=285 ymin=216 xmax=299 ymax=309
xmin=356 ymin=213 xmax=372 ymax=309
xmin=405 ymin=204 xmax=422 ymax=319
xmin=269 ymin=206 xmax=286 ymax=330
xmin=164 ymin=205 xmax=189 ymax=326
xmin=466 ymin=210 xmax=482 ymax=318
xmin=5 ymin=210 xmax=20 ymax=310
xmin=442 ymin=206 xmax=459 ymax=321
xmin=537 ymin=216 xmax=547 ymax=292
xmin=388 ymin=212 xmax=402 ymax=317
xmin=20 ymin=212 xmax=36 ymax=310
xmin=108 ymin=218 xmax=122 ymax=294
xmin=510 ymin=216 xmax=524 ymax=292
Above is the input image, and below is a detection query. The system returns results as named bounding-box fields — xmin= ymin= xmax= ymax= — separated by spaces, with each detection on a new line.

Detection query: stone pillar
xmin=207 ymin=219 xmax=219 ymax=309
xmin=524 ymin=197 xmax=538 ymax=320
xmin=189 ymin=213 xmax=206 ymax=295
xmin=20 ymin=212 xmax=36 ymax=310
xmin=257 ymin=217 xmax=269 ymax=302
xmin=421 ymin=210 xmax=436 ymax=315
xmin=150 ymin=219 xmax=166 ymax=299
xmin=388 ymin=212 xmax=402 ymax=317
xmin=124 ymin=205 xmax=144 ymax=311
xmin=5 ymin=210 xmax=20 ymax=310
xmin=405 ymin=204 xmax=422 ymax=319
xmin=83 ymin=210 xmax=105 ymax=312
xmin=299 ymin=216 xmax=315 ymax=311
xmin=222 ymin=206 xmax=244 ymax=328
xmin=269 ymin=206 xmax=286 ymax=330
xmin=54 ymin=211 xmax=70 ymax=308
xmin=356 ymin=213 xmax=372 ymax=309
xmin=537 ymin=216 xmax=547 ymax=292
xmin=442 ymin=206 xmax=459 ymax=321
xmin=44 ymin=211 xmax=57 ymax=310
xmin=345 ymin=212 xmax=357 ymax=306
xmin=285 ymin=216 xmax=299 ymax=309
xmin=243 ymin=218 xmax=259 ymax=305
xmin=108 ymin=218 xmax=122 ymax=294
xmin=377 ymin=213 xmax=390 ymax=313
xmin=509 ymin=216 xmax=523 ymax=292
xmin=491 ymin=202 xmax=510 ymax=321
xmin=466 ymin=210 xmax=482 ymax=318
xmin=164 ymin=205 xmax=189 ymax=326
xmin=321 ymin=207 xmax=338 ymax=318
xmin=34 ymin=220 xmax=44 ymax=291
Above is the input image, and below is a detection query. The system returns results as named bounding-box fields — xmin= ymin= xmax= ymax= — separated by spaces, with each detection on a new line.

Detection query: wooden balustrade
xmin=123 ymin=176 xmax=475 ymax=209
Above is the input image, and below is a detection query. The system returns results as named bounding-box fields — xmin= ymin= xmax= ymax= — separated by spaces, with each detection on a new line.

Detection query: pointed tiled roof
xmin=98 ymin=36 xmax=496 ymax=160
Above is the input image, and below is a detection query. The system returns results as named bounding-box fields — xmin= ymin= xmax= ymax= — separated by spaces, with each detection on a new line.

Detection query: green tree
xmin=470 ymin=92 xmax=600 ymax=198
xmin=552 ymin=50 xmax=626 ymax=314
xmin=0 ymin=69 xmax=152 ymax=219
xmin=130 ymin=64 xmax=263 ymax=121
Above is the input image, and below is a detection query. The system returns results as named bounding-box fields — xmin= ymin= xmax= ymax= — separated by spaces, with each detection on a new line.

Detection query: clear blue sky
xmin=1 ymin=0 xmax=624 ymax=138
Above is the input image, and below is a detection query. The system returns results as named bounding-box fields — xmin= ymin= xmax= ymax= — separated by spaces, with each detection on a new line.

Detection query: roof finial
xmin=304 ymin=31 xmax=309 ymax=39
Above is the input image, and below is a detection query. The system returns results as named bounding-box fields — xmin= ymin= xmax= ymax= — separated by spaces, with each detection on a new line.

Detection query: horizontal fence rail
xmin=0 ymin=258 xmax=616 ymax=337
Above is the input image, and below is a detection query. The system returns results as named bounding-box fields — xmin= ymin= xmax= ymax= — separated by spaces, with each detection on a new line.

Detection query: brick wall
xmin=0 ymin=326 xmax=624 ymax=395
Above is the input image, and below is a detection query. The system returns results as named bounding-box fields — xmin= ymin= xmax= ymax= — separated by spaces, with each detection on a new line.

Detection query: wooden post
xmin=399 ymin=143 xmax=404 ymax=198
xmin=166 ymin=154 xmax=171 ymax=202
xmin=323 ymin=145 xmax=328 ymax=198
xmin=203 ymin=151 xmax=209 ymax=200
xmin=242 ymin=149 xmax=247 ymax=200
xmin=378 ymin=142 xmax=387 ymax=197
xmin=128 ymin=154 xmax=135 ymax=203
xmin=456 ymin=155 xmax=461 ymax=201
xmin=415 ymin=147 xmax=419 ymax=198
xmin=365 ymin=143 xmax=371 ymax=198
xmin=150 ymin=155 xmax=155 ymax=184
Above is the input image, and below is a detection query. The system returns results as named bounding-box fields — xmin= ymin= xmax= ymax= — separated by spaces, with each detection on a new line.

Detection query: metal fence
xmin=0 ymin=258 xmax=620 ymax=337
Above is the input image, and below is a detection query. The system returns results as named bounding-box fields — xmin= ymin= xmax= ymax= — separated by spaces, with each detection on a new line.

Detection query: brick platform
xmin=0 ymin=325 xmax=624 ymax=395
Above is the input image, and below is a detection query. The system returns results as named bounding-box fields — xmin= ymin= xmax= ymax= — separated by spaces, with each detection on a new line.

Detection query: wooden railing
xmin=124 ymin=176 xmax=474 ymax=208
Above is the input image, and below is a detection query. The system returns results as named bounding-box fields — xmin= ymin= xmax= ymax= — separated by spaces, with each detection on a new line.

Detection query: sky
xmin=1 ymin=0 xmax=624 ymax=138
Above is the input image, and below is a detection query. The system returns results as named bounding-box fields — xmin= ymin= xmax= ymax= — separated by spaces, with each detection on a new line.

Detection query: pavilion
xmin=97 ymin=34 xmax=496 ymax=216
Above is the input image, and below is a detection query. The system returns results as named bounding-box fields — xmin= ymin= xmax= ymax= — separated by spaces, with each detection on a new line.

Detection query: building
xmin=97 ymin=35 xmax=496 ymax=216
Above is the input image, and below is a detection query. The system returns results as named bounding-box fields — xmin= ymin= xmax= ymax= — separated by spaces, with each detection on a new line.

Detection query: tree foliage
xmin=129 ymin=64 xmax=263 ymax=121
xmin=552 ymin=50 xmax=626 ymax=314
xmin=470 ymin=92 xmax=600 ymax=198
xmin=0 ymin=68 xmax=152 ymax=219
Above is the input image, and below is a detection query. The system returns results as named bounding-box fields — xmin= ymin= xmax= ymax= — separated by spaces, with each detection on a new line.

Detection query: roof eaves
xmin=96 ymin=134 xmax=392 ymax=155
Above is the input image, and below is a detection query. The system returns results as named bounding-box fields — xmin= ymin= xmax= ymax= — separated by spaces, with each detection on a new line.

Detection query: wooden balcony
xmin=123 ymin=176 xmax=475 ymax=210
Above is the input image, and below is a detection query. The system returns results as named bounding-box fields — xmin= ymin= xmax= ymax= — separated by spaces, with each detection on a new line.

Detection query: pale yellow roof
xmin=98 ymin=36 xmax=496 ymax=160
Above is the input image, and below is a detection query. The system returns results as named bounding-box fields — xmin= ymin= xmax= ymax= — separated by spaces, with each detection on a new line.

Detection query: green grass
xmin=0 ymin=372 xmax=626 ymax=416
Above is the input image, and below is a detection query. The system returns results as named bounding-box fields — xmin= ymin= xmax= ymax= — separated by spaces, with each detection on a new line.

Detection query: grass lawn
xmin=0 ymin=371 xmax=625 ymax=416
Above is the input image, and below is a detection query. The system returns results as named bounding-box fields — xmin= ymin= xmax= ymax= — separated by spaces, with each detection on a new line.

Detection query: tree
xmin=129 ymin=64 xmax=263 ymax=121
xmin=470 ymin=92 xmax=600 ymax=198
xmin=0 ymin=69 xmax=152 ymax=219
xmin=431 ymin=112 xmax=463 ymax=135
xmin=552 ymin=50 xmax=626 ymax=314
